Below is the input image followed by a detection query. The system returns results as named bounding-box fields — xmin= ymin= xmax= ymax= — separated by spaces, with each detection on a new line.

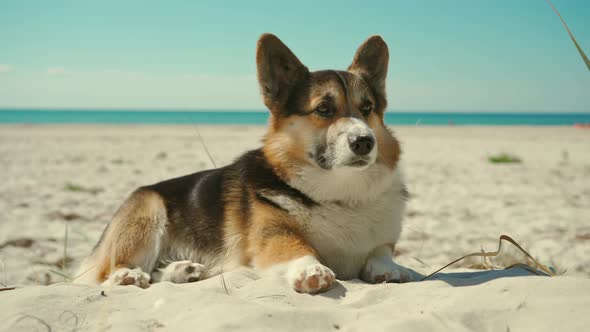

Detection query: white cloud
xmin=0 ymin=64 xmax=13 ymax=73
xmin=46 ymin=67 xmax=67 ymax=75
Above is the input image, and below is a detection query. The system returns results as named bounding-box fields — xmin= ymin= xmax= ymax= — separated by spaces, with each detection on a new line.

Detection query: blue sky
xmin=0 ymin=0 xmax=588 ymax=112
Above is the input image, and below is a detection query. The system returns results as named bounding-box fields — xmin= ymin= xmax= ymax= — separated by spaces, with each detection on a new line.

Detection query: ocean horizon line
xmin=1 ymin=108 xmax=589 ymax=114
xmin=1 ymin=109 xmax=589 ymax=125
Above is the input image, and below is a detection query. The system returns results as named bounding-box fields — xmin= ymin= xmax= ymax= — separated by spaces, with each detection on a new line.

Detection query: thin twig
xmin=72 ymin=263 xmax=97 ymax=282
xmin=63 ymin=223 xmax=69 ymax=275
xmin=0 ymin=259 xmax=6 ymax=287
xmin=421 ymin=234 xmax=556 ymax=281
xmin=193 ymin=126 xmax=217 ymax=168
xmin=218 ymin=236 xmax=242 ymax=295
xmin=12 ymin=315 xmax=52 ymax=332
xmin=248 ymin=294 xmax=288 ymax=301
xmin=49 ymin=269 xmax=71 ymax=281
xmin=546 ymin=0 xmax=590 ymax=70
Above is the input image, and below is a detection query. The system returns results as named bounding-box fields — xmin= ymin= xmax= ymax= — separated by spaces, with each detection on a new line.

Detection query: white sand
xmin=2 ymin=268 xmax=589 ymax=331
xmin=1 ymin=124 xmax=589 ymax=331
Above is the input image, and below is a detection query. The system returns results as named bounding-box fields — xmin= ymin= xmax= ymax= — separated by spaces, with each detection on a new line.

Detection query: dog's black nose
xmin=348 ymin=135 xmax=375 ymax=156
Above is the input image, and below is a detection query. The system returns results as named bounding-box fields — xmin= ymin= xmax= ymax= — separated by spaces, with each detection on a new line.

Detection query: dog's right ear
xmin=256 ymin=34 xmax=309 ymax=113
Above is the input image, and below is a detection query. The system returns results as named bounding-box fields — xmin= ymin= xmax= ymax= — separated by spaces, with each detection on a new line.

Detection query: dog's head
xmin=258 ymin=34 xmax=401 ymax=199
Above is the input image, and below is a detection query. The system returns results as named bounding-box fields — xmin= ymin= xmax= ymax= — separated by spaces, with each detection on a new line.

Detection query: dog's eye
xmin=361 ymin=103 xmax=373 ymax=116
xmin=314 ymin=103 xmax=332 ymax=117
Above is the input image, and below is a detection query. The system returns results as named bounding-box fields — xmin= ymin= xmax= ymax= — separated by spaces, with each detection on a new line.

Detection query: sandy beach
xmin=1 ymin=124 xmax=589 ymax=331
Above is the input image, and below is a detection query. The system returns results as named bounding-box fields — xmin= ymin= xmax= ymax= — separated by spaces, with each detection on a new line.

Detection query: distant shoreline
xmin=1 ymin=110 xmax=589 ymax=125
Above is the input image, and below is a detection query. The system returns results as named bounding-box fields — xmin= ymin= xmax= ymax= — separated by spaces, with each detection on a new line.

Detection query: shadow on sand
xmin=320 ymin=266 xmax=550 ymax=298
xmin=418 ymin=266 xmax=550 ymax=287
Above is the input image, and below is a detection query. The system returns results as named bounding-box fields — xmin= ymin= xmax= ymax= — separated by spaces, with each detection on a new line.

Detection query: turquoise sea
xmin=1 ymin=110 xmax=589 ymax=125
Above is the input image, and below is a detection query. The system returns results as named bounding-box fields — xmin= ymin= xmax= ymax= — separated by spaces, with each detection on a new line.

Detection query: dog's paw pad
xmin=290 ymin=263 xmax=335 ymax=294
xmin=160 ymin=260 xmax=205 ymax=284
xmin=103 ymin=267 xmax=151 ymax=288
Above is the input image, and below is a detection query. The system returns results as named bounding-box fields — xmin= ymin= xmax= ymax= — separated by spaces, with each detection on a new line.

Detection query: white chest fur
xmin=305 ymin=191 xmax=404 ymax=279
xmin=263 ymin=165 xmax=406 ymax=280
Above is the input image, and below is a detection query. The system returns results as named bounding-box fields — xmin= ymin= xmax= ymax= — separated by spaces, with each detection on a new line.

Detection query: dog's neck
xmin=287 ymin=163 xmax=402 ymax=206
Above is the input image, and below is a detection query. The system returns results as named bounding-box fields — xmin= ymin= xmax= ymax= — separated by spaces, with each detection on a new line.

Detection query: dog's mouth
xmin=346 ymin=158 xmax=370 ymax=168
xmin=312 ymin=151 xmax=372 ymax=170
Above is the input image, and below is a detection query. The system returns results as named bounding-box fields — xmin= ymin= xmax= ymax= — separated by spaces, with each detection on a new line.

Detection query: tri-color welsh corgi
xmin=77 ymin=33 xmax=414 ymax=294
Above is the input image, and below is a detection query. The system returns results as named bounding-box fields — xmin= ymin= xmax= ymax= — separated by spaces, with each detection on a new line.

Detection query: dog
xmin=77 ymin=33 xmax=413 ymax=293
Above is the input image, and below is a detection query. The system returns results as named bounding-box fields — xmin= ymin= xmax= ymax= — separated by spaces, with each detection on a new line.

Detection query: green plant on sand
xmin=488 ymin=153 xmax=522 ymax=164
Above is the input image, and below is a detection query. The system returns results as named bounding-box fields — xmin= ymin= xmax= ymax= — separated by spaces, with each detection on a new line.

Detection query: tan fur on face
xmin=369 ymin=113 xmax=400 ymax=169
xmin=264 ymin=115 xmax=322 ymax=180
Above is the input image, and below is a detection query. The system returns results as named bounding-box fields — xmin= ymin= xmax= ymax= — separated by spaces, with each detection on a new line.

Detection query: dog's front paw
xmin=287 ymin=257 xmax=336 ymax=294
xmin=362 ymin=257 xmax=414 ymax=284
xmin=102 ymin=267 xmax=151 ymax=288
xmin=156 ymin=260 xmax=205 ymax=283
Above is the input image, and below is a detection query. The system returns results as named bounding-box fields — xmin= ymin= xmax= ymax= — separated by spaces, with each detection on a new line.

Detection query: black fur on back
xmin=142 ymin=148 xmax=316 ymax=254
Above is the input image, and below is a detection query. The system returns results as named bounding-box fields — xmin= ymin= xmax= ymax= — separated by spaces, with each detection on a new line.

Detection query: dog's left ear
xmin=348 ymin=36 xmax=389 ymax=105
xmin=256 ymin=33 xmax=309 ymax=113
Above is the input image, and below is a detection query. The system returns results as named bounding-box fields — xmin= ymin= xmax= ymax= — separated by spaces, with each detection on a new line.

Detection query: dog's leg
xmin=90 ymin=189 xmax=167 ymax=288
xmin=361 ymin=244 xmax=416 ymax=283
xmin=257 ymin=237 xmax=336 ymax=294
xmin=151 ymin=260 xmax=206 ymax=283
xmin=251 ymin=205 xmax=336 ymax=294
